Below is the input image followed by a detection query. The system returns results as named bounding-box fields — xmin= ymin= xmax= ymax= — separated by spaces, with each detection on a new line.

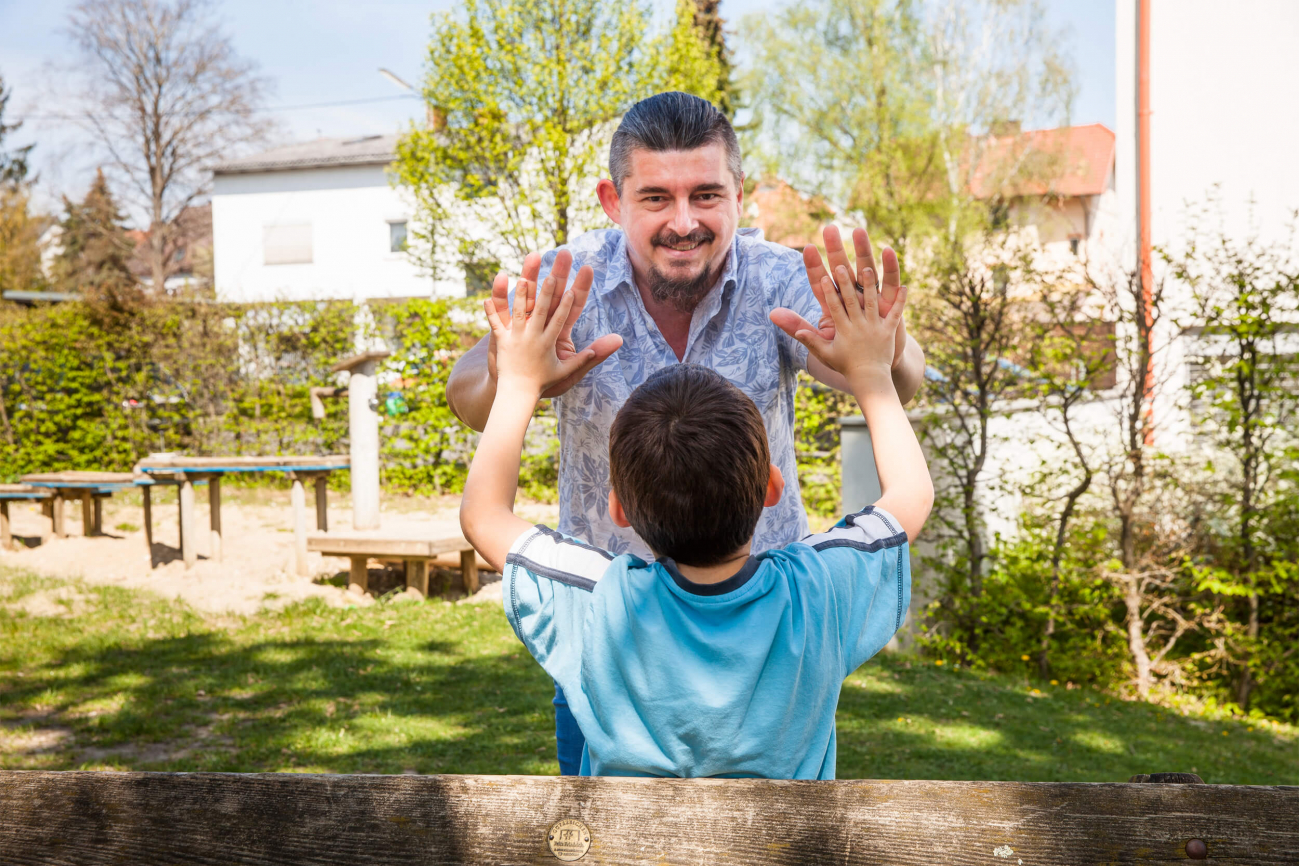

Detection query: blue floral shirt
xmin=538 ymin=227 xmax=823 ymax=558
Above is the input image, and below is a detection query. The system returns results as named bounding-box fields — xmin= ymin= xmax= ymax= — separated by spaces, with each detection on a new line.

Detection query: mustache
xmin=651 ymin=227 xmax=716 ymax=248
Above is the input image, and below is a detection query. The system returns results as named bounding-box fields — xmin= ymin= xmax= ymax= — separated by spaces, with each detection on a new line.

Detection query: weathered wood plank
xmin=0 ymin=772 xmax=1295 ymax=865
xmin=308 ymin=535 xmax=473 ymax=559
xmin=20 ymin=471 xmax=137 ymax=485
xmin=136 ymin=455 xmax=350 ymax=470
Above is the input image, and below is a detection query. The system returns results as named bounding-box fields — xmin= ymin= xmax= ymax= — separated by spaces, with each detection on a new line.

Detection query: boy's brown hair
xmin=609 ymin=364 xmax=770 ymax=567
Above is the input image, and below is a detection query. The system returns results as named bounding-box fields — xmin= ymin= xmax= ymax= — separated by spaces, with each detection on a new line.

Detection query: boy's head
xmin=608 ymin=365 xmax=781 ymax=567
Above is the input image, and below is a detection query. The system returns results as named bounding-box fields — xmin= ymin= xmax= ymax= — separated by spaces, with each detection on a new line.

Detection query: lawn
xmin=2 ymin=566 xmax=1295 ymax=784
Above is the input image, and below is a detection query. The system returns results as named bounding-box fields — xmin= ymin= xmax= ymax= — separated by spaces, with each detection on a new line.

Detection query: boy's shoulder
xmin=792 ymin=506 xmax=909 ymax=555
xmin=507 ymin=525 xmax=620 ymax=593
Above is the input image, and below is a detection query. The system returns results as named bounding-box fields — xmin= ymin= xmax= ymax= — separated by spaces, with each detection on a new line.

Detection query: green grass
xmin=2 ymin=567 xmax=1296 ymax=784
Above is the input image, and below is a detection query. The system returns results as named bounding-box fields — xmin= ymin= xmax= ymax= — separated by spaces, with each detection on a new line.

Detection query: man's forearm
xmin=447 ymin=338 xmax=496 ymax=432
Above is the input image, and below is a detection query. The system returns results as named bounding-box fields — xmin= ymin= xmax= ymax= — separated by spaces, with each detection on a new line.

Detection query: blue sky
xmin=0 ymin=0 xmax=1114 ymax=219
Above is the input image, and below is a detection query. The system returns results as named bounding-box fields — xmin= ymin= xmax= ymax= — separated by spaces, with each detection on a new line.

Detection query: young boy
xmin=459 ymin=265 xmax=933 ymax=779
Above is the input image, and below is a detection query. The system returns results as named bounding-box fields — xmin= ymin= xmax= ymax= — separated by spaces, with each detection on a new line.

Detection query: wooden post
xmin=460 ymin=548 xmax=480 ymax=595
xmin=80 ymin=490 xmax=93 ymax=537
xmin=208 ymin=477 xmax=222 ymax=562
xmin=51 ymin=494 xmax=65 ymax=539
xmin=349 ymin=555 xmax=368 ymax=594
xmin=92 ymin=496 xmax=103 ymax=536
xmin=0 ymin=500 xmax=10 ymax=550
xmin=179 ymin=478 xmax=196 ymax=569
xmin=405 ymin=558 xmax=428 ymax=597
xmin=142 ymin=484 xmax=154 ymax=567
xmin=348 ymin=359 xmax=381 ymax=530
xmin=291 ymin=476 xmax=309 ymax=576
xmin=314 ymin=475 xmax=328 ymax=532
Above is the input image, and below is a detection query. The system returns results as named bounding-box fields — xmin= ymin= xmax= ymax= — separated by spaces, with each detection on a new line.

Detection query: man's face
xmin=598 ymin=143 xmax=742 ymax=312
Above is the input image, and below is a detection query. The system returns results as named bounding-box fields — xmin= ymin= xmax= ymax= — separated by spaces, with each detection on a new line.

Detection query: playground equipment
xmin=328 ymin=350 xmax=391 ymax=531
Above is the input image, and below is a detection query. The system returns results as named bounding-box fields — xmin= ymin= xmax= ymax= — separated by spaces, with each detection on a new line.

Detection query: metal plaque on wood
xmin=547 ymin=818 xmax=591 ymax=861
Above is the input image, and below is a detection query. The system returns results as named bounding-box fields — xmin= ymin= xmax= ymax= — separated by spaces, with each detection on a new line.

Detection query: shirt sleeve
xmin=799 ymin=506 xmax=912 ymax=673
xmin=772 ymin=260 xmax=824 ymax=373
xmin=502 ymin=524 xmax=616 ymax=686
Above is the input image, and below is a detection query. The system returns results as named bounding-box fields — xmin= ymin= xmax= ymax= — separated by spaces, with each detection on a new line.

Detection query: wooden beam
xmin=291 ymin=477 xmax=309 ymax=576
xmin=208 ymin=477 xmax=222 ymax=562
xmin=308 ymin=535 xmax=472 ymax=559
xmin=0 ymin=772 xmax=1296 ymax=864
xmin=406 ymin=558 xmax=428 ymax=597
xmin=349 ymin=555 xmax=368 ymax=594
xmin=461 ymin=548 xmax=480 ymax=595
xmin=179 ymin=479 xmax=196 ymax=569
xmin=314 ymin=475 xmax=328 ymax=532
xmin=0 ymin=500 xmax=9 ymax=550
xmin=141 ymin=485 xmax=153 ymax=568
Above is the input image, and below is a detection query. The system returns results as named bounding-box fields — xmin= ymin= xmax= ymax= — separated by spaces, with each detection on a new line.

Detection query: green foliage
xmin=392 ymin=0 xmax=725 ymax=280
xmin=793 ymin=371 xmax=856 ymax=519
xmin=52 ymin=169 xmax=138 ymax=306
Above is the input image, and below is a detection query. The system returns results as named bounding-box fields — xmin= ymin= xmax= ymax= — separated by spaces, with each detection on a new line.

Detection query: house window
xmin=263 ymin=223 xmax=312 ymax=265
xmin=1069 ymin=235 xmax=1082 ymax=256
xmin=389 ymin=221 xmax=408 ymax=253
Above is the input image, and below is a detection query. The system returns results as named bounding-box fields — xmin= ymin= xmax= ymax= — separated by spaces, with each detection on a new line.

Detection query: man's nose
xmin=667 ymin=197 xmax=699 ymax=237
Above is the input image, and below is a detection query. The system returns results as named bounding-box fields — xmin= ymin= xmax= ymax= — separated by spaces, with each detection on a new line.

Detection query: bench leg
xmin=208 ymin=477 xmax=222 ymax=562
xmin=405 ymin=558 xmax=428 ymax=598
xmin=349 ymin=555 xmax=368 ymax=594
xmin=292 ymin=478 xmax=309 ymax=576
xmin=80 ymin=491 xmax=93 ymax=537
xmin=142 ymin=486 xmax=154 ymax=568
xmin=180 ymin=479 xmax=196 ymax=569
xmin=93 ymin=497 xmax=103 ymax=536
xmin=52 ymin=495 xmax=65 ymax=539
xmin=0 ymin=500 xmax=10 ymax=550
xmin=314 ymin=476 xmax=328 ymax=532
xmin=460 ymin=549 xmax=480 ymax=595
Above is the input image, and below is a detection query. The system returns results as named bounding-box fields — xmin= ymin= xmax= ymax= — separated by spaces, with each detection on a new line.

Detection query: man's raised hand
xmin=486 ymin=249 xmax=622 ymax=397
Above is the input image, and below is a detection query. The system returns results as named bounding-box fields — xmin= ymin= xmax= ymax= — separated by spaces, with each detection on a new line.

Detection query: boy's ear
xmin=764 ymin=464 xmax=785 ymax=508
xmin=608 ymin=489 xmax=632 ymax=528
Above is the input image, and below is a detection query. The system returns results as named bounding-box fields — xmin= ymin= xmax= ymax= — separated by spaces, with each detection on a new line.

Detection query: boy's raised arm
xmin=459 ymin=276 xmax=621 ymax=572
xmin=775 ymin=266 xmax=933 ymax=542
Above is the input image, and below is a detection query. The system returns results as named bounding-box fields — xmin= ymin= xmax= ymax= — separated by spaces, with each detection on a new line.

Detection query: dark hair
xmin=608 ymin=91 xmax=742 ymax=195
xmin=609 ymin=364 xmax=770 ymax=567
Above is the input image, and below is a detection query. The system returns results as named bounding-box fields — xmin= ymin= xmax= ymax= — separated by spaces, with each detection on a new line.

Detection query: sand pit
xmin=0 ymin=487 xmax=556 ymax=616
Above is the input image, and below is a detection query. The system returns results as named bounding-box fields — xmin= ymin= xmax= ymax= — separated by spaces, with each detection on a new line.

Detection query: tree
xmin=392 ymin=0 xmax=723 ymax=281
xmin=62 ymin=0 xmax=269 ymax=293
xmin=52 ymin=168 xmax=138 ymax=310
xmin=1170 ymin=210 xmax=1299 ymax=710
xmin=742 ymin=0 xmax=1074 ymax=258
xmin=690 ymin=0 xmax=738 ymax=116
xmin=0 ymin=74 xmax=33 ymax=186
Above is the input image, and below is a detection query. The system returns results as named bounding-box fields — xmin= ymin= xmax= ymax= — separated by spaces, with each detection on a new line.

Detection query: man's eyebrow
xmin=633 ymin=182 xmax=729 ymax=195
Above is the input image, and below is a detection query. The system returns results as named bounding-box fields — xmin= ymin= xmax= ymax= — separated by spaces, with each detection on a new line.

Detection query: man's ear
xmin=596 ymin=178 xmax=622 ymax=225
xmin=608 ymin=489 xmax=632 ymax=528
xmin=764 ymin=463 xmax=785 ymax=507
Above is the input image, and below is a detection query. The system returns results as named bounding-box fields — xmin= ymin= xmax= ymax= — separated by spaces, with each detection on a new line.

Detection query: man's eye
xmin=697 ymin=194 xmax=719 ymax=201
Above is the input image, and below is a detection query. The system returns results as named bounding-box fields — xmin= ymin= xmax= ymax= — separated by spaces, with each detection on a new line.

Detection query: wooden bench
xmin=17 ymin=472 xmax=136 ymax=539
xmin=1 ymin=770 xmax=1295 ymax=863
xmin=307 ymin=535 xmax=481 ymax=597
xmin=0 ymin=485 xmax=52 ymax=550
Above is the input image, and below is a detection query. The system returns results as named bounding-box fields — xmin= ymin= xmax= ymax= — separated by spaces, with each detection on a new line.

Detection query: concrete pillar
xmin=348 ymin=358 xmax=381 ymax=530
xmin=840 ymin=415 xmax=882 ymax=514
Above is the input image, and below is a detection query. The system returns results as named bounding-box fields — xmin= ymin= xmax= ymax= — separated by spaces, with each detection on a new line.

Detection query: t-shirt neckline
xmin=657 ymin=555 xmax=761 ymax=597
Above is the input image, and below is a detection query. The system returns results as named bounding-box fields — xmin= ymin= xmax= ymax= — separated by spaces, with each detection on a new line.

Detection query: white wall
xmin=212 ymin=164 xmax=464 ymax=303
xmin=1116 ymin=0 xmax=1299 ymax=260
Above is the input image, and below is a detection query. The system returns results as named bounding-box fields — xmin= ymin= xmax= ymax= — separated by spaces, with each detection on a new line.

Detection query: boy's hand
xmin=485 ymin=272 xmax=612 ymax=397
xmin=791 ymin=264 xmax=908 ymax=391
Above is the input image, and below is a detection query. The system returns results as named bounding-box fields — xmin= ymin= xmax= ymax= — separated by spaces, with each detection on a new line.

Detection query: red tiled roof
xmin=969 ymin=123 xmax=1114 ymax=199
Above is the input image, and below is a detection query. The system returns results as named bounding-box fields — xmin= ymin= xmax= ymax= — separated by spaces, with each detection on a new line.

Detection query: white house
xmin=211 ymin=134 xmax=465 ymax=303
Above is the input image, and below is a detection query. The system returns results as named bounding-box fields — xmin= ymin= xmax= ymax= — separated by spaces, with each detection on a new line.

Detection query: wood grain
xmin=136 ymin=455 xmax=350 ymax=470
xmin=308 ymin=535 xmax=472 ymax=558
xmin=1 ymin=772 xmax=1296 ymax=865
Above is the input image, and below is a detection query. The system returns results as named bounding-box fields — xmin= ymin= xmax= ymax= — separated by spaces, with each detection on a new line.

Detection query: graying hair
xmin=608 ymin=92 xmax=742 ymax=195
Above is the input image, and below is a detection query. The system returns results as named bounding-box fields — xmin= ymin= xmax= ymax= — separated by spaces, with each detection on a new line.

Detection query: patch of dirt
xmin=3 ymin=585 xmax=95 ymax=618
xmin=0 ymin=492 xmax=552 ymax=616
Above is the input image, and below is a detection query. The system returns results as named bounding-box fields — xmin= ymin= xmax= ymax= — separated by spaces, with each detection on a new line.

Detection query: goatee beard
xmin=648 ymin=227 xmax=722 ymax=313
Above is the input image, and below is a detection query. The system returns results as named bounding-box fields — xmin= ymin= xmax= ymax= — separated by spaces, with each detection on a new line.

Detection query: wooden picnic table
xmin=135 ymin=455 xmax=349 ymax=572
xmin=0 ymin=484 xmax=53 ymax=550
xmin=18 ymin=472 xmax=137 ymax=540
xmin=307 ymin=534 xmax=480 ymax=597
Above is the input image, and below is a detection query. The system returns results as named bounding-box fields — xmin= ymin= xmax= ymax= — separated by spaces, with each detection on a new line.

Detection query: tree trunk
xmin=1123 ymin=573 xmax=1152 ymax=698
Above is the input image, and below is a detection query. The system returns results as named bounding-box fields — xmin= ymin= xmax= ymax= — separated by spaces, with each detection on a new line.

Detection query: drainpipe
xmin=1138 ymin=0 xmax=1155 ymax=443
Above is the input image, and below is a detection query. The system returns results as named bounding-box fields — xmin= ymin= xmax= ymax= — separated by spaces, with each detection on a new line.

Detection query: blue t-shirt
xmin=502 ymin=506 xmax=911 ymax=779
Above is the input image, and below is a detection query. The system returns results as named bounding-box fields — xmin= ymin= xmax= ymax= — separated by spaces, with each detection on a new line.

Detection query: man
xmin=447 ymin=91 xmax=925 ymax=774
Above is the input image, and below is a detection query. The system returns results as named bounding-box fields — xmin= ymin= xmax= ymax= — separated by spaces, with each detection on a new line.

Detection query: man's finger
xmin=491 ymin=272 xmax=511 ymax=327
xmin=880 ymin=247 xmax=902 ymax=306
xmin=769 ymin=307 xmax=818 ymax=341
xmin=559 ymin=264 xmax=594 ymax=343
xmin=823 ymin=225 xmax=852 ymax=294
xmin=852 ymin=227 xmax=877 ymax=290
xmin=545 ymin=250 xmax=573 ymax=325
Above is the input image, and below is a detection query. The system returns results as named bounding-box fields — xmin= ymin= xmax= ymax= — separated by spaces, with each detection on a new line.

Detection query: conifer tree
xmin=53 ymin=169 xmax=139 ymax=307
xmin=690 ymin=0 xmax=737 ymax=116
